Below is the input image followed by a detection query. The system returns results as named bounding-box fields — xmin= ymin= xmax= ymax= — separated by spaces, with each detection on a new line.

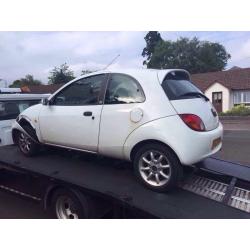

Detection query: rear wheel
xmin=51 ymin=189 xmax=87 ymax=219
xmin=17 ymin=126 xmax=40 ymax=156
xmin=133 ymin=143 xmax=183 ymax=192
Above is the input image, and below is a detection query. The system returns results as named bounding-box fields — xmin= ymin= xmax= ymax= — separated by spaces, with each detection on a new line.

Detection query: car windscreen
xmin=162 ymin=79 xmax=202 ymax=101
xmin=0 ymin=100 xmax=40 ymax=121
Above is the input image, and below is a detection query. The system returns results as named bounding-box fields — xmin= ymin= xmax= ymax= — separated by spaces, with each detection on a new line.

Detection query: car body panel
xmin=98 ymin=70 xmax=177 ymax=159
xmin=170 ymin=98 xmax=219 ymax=131
xmin=123 ymin=116 xmax=223 ymax=165
xmin=38 ymin=104 xmax=102 ymax=151
xmin=0 ymin=119 xmax=15 ymax=145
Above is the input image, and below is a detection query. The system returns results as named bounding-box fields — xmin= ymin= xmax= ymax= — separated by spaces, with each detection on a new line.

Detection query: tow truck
xmin=0 ymin=144 xmax=250 ymax=218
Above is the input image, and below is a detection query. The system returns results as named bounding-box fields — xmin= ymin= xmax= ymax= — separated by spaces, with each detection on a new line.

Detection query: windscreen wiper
xmin=178 ymin=92 xmax=209 ymax=102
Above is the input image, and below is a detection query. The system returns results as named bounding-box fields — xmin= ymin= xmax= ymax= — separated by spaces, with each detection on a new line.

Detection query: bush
xmin=220 ymin=104 xmax=250 ymax=116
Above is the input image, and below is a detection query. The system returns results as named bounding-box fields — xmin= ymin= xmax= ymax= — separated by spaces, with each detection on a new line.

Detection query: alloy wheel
xmin=19 ymin=132 xmax=32 ymax=153
xmin=138 ymin=150 xmax=171 ymax=187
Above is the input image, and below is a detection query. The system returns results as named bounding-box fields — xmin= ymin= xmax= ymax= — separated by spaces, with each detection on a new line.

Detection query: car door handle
xmin=83 ymin=111 xmax=93 ymax=116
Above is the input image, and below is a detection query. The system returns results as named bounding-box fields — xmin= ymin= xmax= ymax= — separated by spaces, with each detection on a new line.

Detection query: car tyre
xmin=133 ymin=143 xmax=183 ymax=192
xmin=17 ymin=125 xmax=40 ymax=156
xmin=51 ymin=189 xmax=88 ymax=219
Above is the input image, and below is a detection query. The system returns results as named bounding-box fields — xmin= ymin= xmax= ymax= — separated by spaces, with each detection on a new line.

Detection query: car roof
xmin=49 ymin=68 xmax=191 ymax=99
xmin=0 ymin=93 xmax=50 ymax=101
xmin=77 ymin=68 xmax=190 ymax=84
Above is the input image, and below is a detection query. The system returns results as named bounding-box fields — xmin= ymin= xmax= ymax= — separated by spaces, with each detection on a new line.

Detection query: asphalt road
xmin=0 ymin=129 xmax=249 ymax=219
xmin=215 ymin=130 xmax=250 ymax=166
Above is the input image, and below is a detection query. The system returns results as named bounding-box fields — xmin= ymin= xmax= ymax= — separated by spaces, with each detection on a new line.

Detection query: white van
xmin=0 ymin=87 xmax=22 ymax=93
xmin=0 ymin=93 xmax=50 ymax=146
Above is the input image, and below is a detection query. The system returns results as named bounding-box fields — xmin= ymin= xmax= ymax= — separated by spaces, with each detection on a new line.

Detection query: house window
xmin=233 ymin=90 xmax=250 ymax=106
xmin=243 ymin=91 xmax=250 ymax=103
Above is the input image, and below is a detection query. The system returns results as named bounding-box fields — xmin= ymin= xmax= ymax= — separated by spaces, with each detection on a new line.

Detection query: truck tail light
xmin=179 ymin=114 xmax=205 ymax=132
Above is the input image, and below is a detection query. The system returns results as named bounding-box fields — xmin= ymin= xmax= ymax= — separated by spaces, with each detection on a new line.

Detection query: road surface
xmin=215 ymin=130 xmax=250 ymax=166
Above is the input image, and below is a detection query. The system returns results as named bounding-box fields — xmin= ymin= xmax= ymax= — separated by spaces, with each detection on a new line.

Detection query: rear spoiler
xmin=157 ymin=69 xmax=191 ymax=84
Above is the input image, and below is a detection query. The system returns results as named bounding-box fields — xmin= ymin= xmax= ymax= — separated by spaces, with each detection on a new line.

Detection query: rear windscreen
xmin=161 ymin=71 xmax=201 ymax=100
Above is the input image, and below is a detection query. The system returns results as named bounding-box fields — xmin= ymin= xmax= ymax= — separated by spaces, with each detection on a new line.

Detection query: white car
xmin=12 ymin=69 xmax=223 ymax=191
xmin=0 ymin=93 xmax=50 ymax=146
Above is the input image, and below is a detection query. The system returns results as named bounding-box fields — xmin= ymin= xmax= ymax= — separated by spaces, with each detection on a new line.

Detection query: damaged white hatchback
xmin=12 ymin=69 xmax=223 ymax=191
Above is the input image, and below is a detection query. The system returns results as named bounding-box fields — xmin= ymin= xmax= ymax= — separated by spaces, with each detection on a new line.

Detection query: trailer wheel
xmin=51 ymin=189 xmax=88 ymax=219
xmin=133 ymin=143 xmax=183 ymax=192
xmin=17 ymin=126 xmax=40 ymax=156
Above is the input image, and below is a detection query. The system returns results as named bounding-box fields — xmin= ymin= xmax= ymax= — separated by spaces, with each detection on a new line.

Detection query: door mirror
xmin=41 ymin=98 xmax=50 ymax=105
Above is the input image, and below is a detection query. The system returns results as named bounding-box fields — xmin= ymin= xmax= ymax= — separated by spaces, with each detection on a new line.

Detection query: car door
xmin=98 ymin=73 xmax=146 ymax=158
xmin=38 ymin=74 xmax=108 ymax=152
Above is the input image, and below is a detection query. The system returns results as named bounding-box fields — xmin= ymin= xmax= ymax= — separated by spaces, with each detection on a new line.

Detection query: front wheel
xmin=17 ymin=127 xmax=40 ymax=156
xmin=133 ymin=143 xmax=183 ymax=192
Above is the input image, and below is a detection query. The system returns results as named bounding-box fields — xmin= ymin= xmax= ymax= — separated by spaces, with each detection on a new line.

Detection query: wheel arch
xmin=18 ymin=117 xmax=36 ymax=129
xmin=12 ymin=118 xmax=39 ymax=144
xmin=43 ymin=184 xmax=64 ymax=211
xmin=130 ymin=139 xmax=180 ymax=163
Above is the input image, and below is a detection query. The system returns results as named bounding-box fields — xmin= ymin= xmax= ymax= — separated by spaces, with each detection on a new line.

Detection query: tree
xmin=9 ymin=74 xmax=42 ymax=88
xmin=142 ymin=34 xmax=231 ymax=74
xmin=142 ymin=31 xmax=163 ymax=65
xmin=48 ymin=63 xmax=75 ymax=84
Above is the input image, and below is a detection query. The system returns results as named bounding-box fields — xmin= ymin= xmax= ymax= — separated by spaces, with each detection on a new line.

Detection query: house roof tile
xmin=23 ymin=84 xmax=64 ymax=94
xmin=191 ymin=67 xmax=250 ymax=92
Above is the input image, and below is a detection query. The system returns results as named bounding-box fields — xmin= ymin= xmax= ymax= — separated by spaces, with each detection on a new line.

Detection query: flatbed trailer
xmin=0 ymin=145 xmax=250 ymax=219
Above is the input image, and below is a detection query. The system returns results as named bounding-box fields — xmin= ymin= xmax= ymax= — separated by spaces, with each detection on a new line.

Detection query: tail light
xmin=179 ymin=114 xmax=205 ymax=132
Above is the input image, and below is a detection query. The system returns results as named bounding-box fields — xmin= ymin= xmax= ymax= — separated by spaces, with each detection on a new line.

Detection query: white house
xmin=191 ymin=67 xmax=250 ymax=112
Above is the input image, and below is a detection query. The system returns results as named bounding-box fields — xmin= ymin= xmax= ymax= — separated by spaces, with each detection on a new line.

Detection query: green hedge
xmin=220 ymin=104 xmax=250 ymax=116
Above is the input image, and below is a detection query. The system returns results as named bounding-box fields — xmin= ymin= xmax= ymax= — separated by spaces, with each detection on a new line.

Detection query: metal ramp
xmin=182 ymin=158 xmax=250 ymax=213
xmin=182 ymin=175 xmax=227 ymax=202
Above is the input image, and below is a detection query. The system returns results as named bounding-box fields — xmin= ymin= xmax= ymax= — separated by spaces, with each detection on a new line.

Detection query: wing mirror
xmin=41 ymin=98 xmax=50 ymax=105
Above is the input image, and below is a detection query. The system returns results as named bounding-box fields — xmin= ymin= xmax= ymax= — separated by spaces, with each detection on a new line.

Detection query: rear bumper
xmin=172 ymin=121 xmax=223 ymax=165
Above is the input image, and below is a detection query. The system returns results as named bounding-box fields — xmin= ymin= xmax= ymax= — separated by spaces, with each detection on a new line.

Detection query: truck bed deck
xmin=0 ymin=145 xmax=250 ymax=218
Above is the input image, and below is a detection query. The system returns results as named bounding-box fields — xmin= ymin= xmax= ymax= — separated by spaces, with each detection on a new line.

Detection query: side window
xmin=0 ymin=100 xmax=40 ymax=121
xmin=105 ymin=74 xmax=145 ymax=104
xmin=52 ymin=74 xmax=106 ymax=106
xmin=0 ymin=101 xmax=20 ymax=120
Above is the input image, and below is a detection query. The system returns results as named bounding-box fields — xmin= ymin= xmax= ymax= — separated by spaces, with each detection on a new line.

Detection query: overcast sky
xmin=1 ymin=31 xmax=250 ymax=86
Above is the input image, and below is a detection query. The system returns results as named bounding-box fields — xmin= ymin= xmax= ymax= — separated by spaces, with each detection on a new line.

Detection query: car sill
xmin=44 ymin=142 xmax=97 ymax=154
